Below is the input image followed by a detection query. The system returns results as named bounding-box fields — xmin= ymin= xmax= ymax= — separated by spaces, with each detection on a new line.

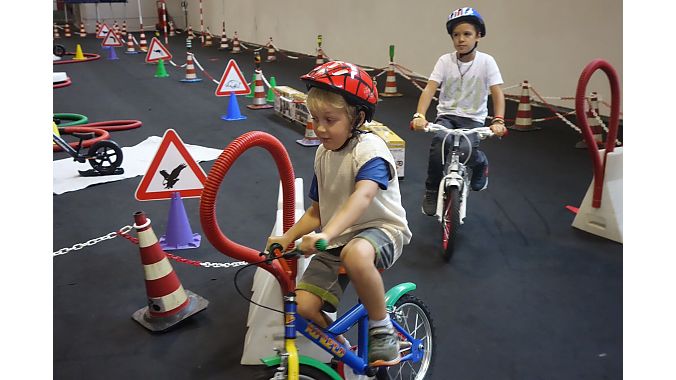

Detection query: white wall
xmin=78 ymin=1 xmax=159 ymax=33
xmin=91 ymin=0 xmax=623 ymax=113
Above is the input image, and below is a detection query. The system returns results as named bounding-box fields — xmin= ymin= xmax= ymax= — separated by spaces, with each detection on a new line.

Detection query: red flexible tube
xmin=53 ymin=120 xmax=143 ymax=152
xmin=53 ymin=52 xmax=102 ymax=65
xmin=53 ymin=77 xmax=72 ymax=89
xmin=200 ymin=131 xmax=297 ymax=294
xmin=574 ymin=59 xmax=621 ymax=209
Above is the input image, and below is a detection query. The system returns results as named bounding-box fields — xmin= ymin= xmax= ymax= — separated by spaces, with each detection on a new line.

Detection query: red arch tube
xmin=200 ymin=131 xmax=297 ymax=294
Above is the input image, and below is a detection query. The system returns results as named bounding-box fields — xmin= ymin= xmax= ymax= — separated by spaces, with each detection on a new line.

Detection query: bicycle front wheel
xmin=441 ymin=186 xmax=460 ymax=262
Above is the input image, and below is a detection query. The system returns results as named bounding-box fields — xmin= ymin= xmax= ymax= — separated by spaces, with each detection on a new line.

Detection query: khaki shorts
xmin=296 ymin=228 xmax=395 ymax=313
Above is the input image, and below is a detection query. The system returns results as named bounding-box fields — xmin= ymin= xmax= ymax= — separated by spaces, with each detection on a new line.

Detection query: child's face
xmin=310 ymin=104 xmax=353 ymax=151
xmin=451 ymin=22 xmax=480 ymax=55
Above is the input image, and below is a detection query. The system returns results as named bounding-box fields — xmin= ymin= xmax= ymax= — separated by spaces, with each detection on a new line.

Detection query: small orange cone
xmin=380 ymin=64 xmax=402 ymax=97
xmin=232 ymin=31 xmax=241 ymax=53
xmin=79 ymin=22 xmax=86 ymax=37
xmin=203 ymin=28 xmax=213 ymax=47
xmin=266 ymin=37 xmax=276 ymax=62
xmin=130 ymin=211 xmax=208 ymax=332
xmin=575 ymin=92 xmax=605 ymax=149
xmin=73 ymin=44 xmax=86 ymax=60
xmin=64 ymin=23 xmax=71 ymax=38
xmin=296 ymin=119 xmax=321 ymax=146
xmin=180 ymin=53 xmax=202 ymax=83
xmin=508 ymin=81 xmax=540 ymax=131
xmin=247 ymin=70 xmax=273 ymax=110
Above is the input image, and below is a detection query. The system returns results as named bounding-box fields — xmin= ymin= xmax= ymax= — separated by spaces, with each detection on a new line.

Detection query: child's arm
xmin=489 ymin=84 xmax=507 ymax=136
xmin=299 ymin=180 xmax=379 ymax=254
xmin=411 ymin=80 xmax=440 ymax=130
xmin=267 ymin=201 xmax=321 ymax=251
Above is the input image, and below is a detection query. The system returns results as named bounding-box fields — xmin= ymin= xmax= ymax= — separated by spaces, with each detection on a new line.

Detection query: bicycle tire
xmin=441 ymin=186 xmax=461 ymax=262
xmin=381 ymin=294 xmax=435 ymax=380
xmin=258 ymin=364 xmax=337 ymax=380
xmin=87 ymin=140 xmax=123 ymax=175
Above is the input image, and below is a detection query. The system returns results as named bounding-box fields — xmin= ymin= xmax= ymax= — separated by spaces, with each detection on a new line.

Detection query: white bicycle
xmin=421 ymin=123 xmax=495 ymax=261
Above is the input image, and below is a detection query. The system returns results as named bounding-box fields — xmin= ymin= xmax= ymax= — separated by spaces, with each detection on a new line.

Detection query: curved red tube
xmin=53 ymin=120 xmax=143 ymax=152
xmin=53 ymin=52 xmax=101 ymax=65
xmin=574 ymin=59 xmax=621 ymax=209
xmin=53 ymin=77 xmax=72 ymax=89
xmin=200 ymin=131 xmax=297 ymax=294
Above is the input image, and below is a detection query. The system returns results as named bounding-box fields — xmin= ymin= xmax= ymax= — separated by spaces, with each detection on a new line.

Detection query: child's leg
xmin=340 ymin=238 xmax=386 ymax=321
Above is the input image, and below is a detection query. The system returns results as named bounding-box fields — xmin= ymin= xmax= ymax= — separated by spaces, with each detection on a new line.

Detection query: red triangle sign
xmin=102 ymin=29 xmax=123 ymax=47
xmin=215 ymin=59 xmax=250 ymax=96
xmin=145 ymin=37 xmax=173 ymax=63
xmin=135 ymin=129 xmax=208 ymax=201
xmin=96 ymin=23 xmax=110 ymax=39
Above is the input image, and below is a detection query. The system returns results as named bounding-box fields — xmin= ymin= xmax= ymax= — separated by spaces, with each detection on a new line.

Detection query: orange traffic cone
xmin=266 ymin=37 xmax=276 ymax=62
xmin=54 ymin=23 xmax=60 ymax=39
xmin=297 ymin=119 xmax=321 ymax=146
xmin=203 ymin=28 xmax=213 ymax=47
xmin=232 ymin=32 xmax=241 ymax=53
xmin=125 ymin=32 xmax=138 ymax=54
xmin=247 ymin=70 xmax=273 ymax=110
xmin=79 ymin=22 xmax=86 ymax=37
xmin=316 ymin=48 xmax=325 ymax=65
xmin=508 ymin=81 xmax=540 ymax=131
xmin=130 ymin=211 xmax=208 ymax=332
xmin=180 ymin=53 xmax=202 ymax=83
xmin=219 ymin=22 xmax=228 ymax=50
xmin=575 ymin=92 xmax=605 ymax=149
xmin=380 ymin=64 xmax=402 ymax=97
xmin=64 ymin=23 xmax=71 ymax=38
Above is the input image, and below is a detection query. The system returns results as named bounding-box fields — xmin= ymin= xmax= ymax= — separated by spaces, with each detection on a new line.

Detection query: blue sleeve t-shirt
xmin=308 ymin=157 xmax=391 ymax=202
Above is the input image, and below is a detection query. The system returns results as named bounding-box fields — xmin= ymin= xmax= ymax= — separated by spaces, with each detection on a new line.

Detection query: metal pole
xmin=137 ymin=0 xmax=144 ymax=30
xmin=162 ymin=2 xmax=168 ymax=45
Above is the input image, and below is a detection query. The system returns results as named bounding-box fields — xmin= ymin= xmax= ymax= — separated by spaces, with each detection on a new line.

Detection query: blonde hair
xmin=306 ymin=87 xmax=357 ymax=125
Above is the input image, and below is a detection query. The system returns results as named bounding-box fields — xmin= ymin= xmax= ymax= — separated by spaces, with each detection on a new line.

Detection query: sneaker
xmin=368 ymin=326 xmax=401 ymax=366
xmin=421 ymin=189 xmax=438 ymax=216
xmin=470 ymin=162 xmax=489 ymax=191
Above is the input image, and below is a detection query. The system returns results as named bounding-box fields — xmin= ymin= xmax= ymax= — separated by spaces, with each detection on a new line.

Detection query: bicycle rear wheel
xmin=381 ymin=294 xmax=435 ymax=380
xmin=441 ymin=187 xmax=460 ymax=262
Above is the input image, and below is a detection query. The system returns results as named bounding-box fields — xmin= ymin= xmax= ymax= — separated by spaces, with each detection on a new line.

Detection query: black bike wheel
xmin=258 ymin=364 xmax=337 ymax=380
xmin=53 ymin=44 xmax=66 ymax=57
xmin=441 ymin=187 xmax=460 ymax=262
xmin=380 ymin=294 xmax=435 ymax=380
xmin=88 ymin=140 xmax=123 ymax=175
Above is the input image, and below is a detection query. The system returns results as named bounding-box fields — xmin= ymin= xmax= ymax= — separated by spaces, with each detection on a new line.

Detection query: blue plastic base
xmin=221 ymin=114 xmax=247 ymax=121
xmin=159 ymin=233 xmax=202 ymax=250
xmin=180 ymin=78 xmax=203 ymax=83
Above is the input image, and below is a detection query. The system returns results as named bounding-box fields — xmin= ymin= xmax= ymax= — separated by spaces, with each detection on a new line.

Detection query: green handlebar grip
xmin=315 ymin=239 xmax=328 ymax=251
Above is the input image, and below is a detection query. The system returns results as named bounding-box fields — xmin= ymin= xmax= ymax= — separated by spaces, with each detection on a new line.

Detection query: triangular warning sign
xmin=145 ymin=37 xmax=173 ymax=63
xmin=96 ymin=23 xmax=110 ymax=39
xmin=135 ymin=129 xmax=207 ymax=201
xmin=102 ymin=29 xmax=123 ymax=47
xmin=215 ymin=59 xmax=250 ymax=96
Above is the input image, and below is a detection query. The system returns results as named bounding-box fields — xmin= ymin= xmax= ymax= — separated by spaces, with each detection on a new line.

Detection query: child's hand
xmin=410 ymin=116 xmax=428 ymax=131
xmin=299 ymin=232 xmax=329 ymax=257
xmin=489 ymin=121 xmax=507 ymax=137
xmin=267 ymin=235 xmax=290 ymax=254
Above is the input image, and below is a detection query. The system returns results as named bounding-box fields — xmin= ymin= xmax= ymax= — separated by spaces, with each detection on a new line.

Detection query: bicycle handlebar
xmin=265 ymin=239 xmax=329 ymax=261
xmin=421 ymin=123 xmax=495 ymax=140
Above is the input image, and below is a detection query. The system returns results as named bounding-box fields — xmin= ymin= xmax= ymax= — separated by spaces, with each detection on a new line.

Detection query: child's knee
xmin=341 ymin=240 xmax=376 ymax=272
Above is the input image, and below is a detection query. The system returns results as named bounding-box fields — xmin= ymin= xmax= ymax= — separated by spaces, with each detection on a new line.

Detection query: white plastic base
xmin=53 ymin=72 xmax=68 ymax=83
xmin=240 ymin=178 xmax=334 ymax=365
xmin=572 ymin=147 xmax=623 ymax=243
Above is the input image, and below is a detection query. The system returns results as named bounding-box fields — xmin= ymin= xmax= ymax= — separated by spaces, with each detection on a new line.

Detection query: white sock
xmin=368 ymin=316 xmax=392 ymax=330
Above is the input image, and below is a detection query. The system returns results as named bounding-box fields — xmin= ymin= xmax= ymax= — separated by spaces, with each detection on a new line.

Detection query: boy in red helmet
xmin=268 ymin=61 xmax=411 ymax=366
xmin=411 ymin=7 xmax=507 ymax=216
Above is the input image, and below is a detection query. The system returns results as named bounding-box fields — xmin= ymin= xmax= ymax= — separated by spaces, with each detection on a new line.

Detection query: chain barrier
xmin=53 ymin=225 xmax=133 ymax=256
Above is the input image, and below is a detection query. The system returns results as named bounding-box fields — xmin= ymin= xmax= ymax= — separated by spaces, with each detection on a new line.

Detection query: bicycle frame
xmin=53 ymin=132 xmax=86 ymax=162
xmin=434 ymin=134 xmax=471 ymax=224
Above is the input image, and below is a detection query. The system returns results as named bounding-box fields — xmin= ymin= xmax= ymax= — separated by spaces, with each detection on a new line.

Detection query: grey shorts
xmin=296 ymin=228 xmax=395 ymax=313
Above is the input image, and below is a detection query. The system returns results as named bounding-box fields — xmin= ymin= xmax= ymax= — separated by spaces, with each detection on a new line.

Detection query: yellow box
xmin=361 ymin=121 xmax=406 ymax=178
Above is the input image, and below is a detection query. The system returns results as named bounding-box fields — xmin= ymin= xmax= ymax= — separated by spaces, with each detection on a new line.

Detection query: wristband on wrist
xmin=413 ymin=112 xmax=425 ymax=119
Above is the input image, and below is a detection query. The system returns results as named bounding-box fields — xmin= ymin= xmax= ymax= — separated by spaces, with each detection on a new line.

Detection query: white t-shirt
xmin=429 ymin=51 xmax=503 ymax=123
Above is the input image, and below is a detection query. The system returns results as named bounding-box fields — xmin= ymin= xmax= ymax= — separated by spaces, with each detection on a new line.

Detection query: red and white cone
xmin=219 ymin=31 xmax=228 ymax=50
xmin=54 ymin=23 xmax=60 ymax=39
xmin=113 ymin=21 xmax=119 ymax=34
xmin=203 ymin=28 xmax=213 ymax=47
xmin=188 ymin=25 xmax=195 ymax=40
xmin=122 ymin=20 xmax=127 ymax=37
xmin=139 ymin=28 xmax=148 ymax=52
xmin=125 ymin=32 xmax=138 ymax=54
xmin=180 ymin=53 xmax=202 ymax=83
xmin=64 ymin=23 xmax=71 ymax=38
xmin=316 ymin=48 xmax=325 ymax=65
xmin=247 ymin=70 xmax=273 ymax=109
xmin=95 ymin=21 xmax=100 ymax=36
xmin=130 ymin=211 xmax=208 ymax=332
xmin=232 ymin=32 xmax=241 ymax=53
xmin=380 ymin=63 xmax=403 ymax=97
xmin=266 ymin=38 xmax=276 ymax=62
xmin=169 ymin=21 xmax=175 ymax=37
xmin=508 ymin=81 xmax=539 ymax=131
xmin=79 ymin=22 xmax=86 ymax=37
xmin=575 ymin=92 xmax=605 ymax=149
xmin=296 ymin=119 xmax=321 ymax=146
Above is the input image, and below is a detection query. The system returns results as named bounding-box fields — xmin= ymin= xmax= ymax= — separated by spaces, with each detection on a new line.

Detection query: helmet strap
xmin=335 ymin=110 xmax=366 ymax=151
xmin=457 ymin=41 xmax=478 ymax=60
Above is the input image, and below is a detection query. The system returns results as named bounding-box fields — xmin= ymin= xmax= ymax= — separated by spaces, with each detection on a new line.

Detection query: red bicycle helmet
xmin=300 ymin=60 xmax=378 ymax=122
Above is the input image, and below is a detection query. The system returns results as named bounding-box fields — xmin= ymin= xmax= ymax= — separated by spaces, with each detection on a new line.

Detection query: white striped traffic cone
xmin=130 ymin=211 xmax=208 ymax=332
xmin=95 ymin=21 xmax=100 ymax=36
xmin=113 ymin=21 xmax=119 ymax=34
xmin=296 ymin=119 xmax=321 ymax=146
xmin=125 ymin=32 xmax=138 ymax=54
xmin=169 ymin=21 xmax=175 ymax=37
xmin=219 ymin=30 xmax=228 ymax=50
xmin=266 ymin=37 xmax=276 ymax=62
xmin=139 ymin=28 xmax=148 ymax=52
xmin=575 ymin=92 xmax=605 ymax=149
xmin=180 ymin=53 xmax=202 ymax=83
xmin=188 ymin=25 xmax=195 ymax=40
xmin=380 ymin=63 xmax=402 ymax=97
xmin=79 ymin=22 xmax=86 ymax=37
xmin=508 ymin=80 xmax=540 ymax=131
xmin=64 ymin=23 xmax=71 ymax=38
xmin=247 ymin=70 xmax=273 ymax=109
xmin=122 ymin=20 xmax=127 ymax=37
xmin=203 ymin=28 xmax=213 ymax=47
xmin=316 ymin=48 xmax=325 ymax=65
xmin=232 ymin=32 xmax=241 ymax=53
xmin=54 ymin=23 xmax=60 ymax=39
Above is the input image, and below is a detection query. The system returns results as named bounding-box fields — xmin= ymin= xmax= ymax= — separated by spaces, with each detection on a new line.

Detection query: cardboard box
xmin=361 ymin=121 xmax=406 ymax=178
xmin=274 ymin=86 xmax=306 ymax=123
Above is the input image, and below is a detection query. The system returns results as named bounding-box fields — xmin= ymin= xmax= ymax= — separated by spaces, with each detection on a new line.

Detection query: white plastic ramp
xmin=572 ymin=147 xmax=623 ymax=243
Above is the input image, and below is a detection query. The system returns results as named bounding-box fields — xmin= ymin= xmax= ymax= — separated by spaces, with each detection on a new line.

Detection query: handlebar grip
xmin=315 ymin=239 xmax=328 ymax=251
xmin=268 ymin=243 xmax=284 ymax=256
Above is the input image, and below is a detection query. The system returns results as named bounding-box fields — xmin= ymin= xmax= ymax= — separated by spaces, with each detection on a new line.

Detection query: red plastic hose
xmin=53 ymin=120 xmax=142 ymax=152
xmin=200 ymin=131 xmax=297 ymax=294
xmin=574 ymin=59 xmax=621 ymax=209
xmin=53 ymin=52 xmax=101 ymax=65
